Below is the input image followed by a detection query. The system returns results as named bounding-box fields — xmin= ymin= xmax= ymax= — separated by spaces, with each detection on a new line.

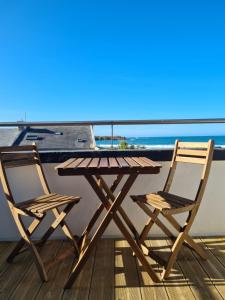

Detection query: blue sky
xmin=0 ymin=1 xmax=225 ymax=136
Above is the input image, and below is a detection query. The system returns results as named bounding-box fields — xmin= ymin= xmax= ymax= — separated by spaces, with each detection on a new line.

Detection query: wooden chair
xmin=131 ymin=140 xmax=214 ymax=280
xmin=0 ymin=144 xmax=81 ymax=282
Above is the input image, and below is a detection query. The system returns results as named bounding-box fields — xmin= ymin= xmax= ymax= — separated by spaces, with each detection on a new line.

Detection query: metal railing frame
xmin=1 ymin=118 xmax=225 ymax=127
xmin=1 ymin=118 xmax=225 ymax=150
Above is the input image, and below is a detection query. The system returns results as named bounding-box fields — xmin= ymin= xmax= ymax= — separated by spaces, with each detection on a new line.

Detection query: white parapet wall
xmin=0 ymin=161 xmax=224 ymax=241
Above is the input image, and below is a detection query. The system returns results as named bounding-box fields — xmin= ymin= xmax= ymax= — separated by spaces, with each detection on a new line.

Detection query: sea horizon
xmin=96 ymin=135 xmax=225 ymax=149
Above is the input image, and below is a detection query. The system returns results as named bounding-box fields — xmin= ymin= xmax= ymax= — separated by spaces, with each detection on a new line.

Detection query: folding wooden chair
xmin=0 ymin=144 xmax=81 ymax=282
xmin=131 ymin=140 xmax=214 ymax=280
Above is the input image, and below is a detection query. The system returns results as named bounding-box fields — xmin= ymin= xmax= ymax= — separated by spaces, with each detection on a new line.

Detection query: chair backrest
xmin=163 ymin=140 xmax=214 ymax=205
xmin=0 ymin=143 xmax=50 ymax=206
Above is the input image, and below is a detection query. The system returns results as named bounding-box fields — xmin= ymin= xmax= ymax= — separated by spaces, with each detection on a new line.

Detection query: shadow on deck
xmin=0 ymin=237 xmax=225 ymax=300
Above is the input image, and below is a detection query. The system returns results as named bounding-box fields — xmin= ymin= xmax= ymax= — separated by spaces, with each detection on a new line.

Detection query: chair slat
xmin=30 ymin=196 xmax=72 ymax=212
xmin=3 ymin=158 xmax=38 ymax=168
xmin=16 ymin=194 xmax=58 ymax=209
xmin=177 ymin=149 xmax=208 ymax=157
xmin=178 ymin=142 xmax=208 ymax=149
xmin=175 ymin=156 xmax=206 ymax=164
xmin=1 ymin=153 xmax=36 ymax=161
xmin=0 ymin=145 xmax=35 ymax=152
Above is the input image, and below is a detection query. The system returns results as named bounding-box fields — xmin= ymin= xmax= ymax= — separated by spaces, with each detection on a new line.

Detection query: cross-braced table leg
xmin=77 ymin=174 xmax=123 ymax=252
xmin=64 ymin=173 xmax=159 ymax=289
xmin=96 ymin=175 xmax=141 ymax=241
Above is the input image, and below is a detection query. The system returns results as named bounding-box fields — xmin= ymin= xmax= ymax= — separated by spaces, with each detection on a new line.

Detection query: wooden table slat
xmin=99 ymin=157 xmax=108 ymax=168
xmin=140 ymin=157 xmax=161 ymax=167
xmin=88 ymin=158 xmax=100 ymax=168
xmin=57 ymin=156 xmax=161 ymax=175
xmin=108 ymin=157 xmax=119 ymax=168
xmin=67 ymin=158 xmax=85 ymax=168
xmin=124 ymin=157 xmax=140 ymax=167
xmin=116 ymin=157 xmax=129 ymax=168
xmin=77 ymin=158 xmax=92 ymax=168
xmin=131 ymin=157 xmax=149 ymax=167
xmin=55 ymin=158 xmax=77 ymax=169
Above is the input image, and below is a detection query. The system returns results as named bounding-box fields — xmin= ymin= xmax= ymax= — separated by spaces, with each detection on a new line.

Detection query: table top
xmin=56 ymin=156 xmax=161 ymax=176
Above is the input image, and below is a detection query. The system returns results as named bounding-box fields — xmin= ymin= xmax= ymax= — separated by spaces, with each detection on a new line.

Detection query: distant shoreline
xmin=95 ymin=135 xmax=126 ymax=141
xmin=95 ymin=135 xmax=225 ymax=150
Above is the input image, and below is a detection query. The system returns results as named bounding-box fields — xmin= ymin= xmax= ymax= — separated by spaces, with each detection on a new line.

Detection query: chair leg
xmin=139 ymin=208 xmax=160 ymax=243
xmin=163 ymin=214 xmax=207 ymax=260
xmin=39 ymin=203 xmax=79 ymax=256
xmin=136 ymin=201 xmax=207 ymax=260
xmin=7 ymin=217 xmax=42 ymax=262
xmin=162 ymin=210 xmax=197 ymax=279
xmin=136 ymin=201 xmax=175 ymax=239
xmin=52 ymin=208 xmax=80 ymax=255
xmin=162 ymin=230 xmax=187 ymax=279
xmin=12 ymin=213 xmax=48 ymax=281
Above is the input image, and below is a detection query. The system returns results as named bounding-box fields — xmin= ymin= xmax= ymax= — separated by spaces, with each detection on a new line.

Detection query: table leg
xmin=96 ymin=175 xmax=140 ymax=240
xmin=64 ymin=173 xmax=138 ymax=289
xmin=86 ymin=174 xmax=159 ymax=283
xmin=64 ymin=173 xmax=159 ymax=289
xmin=78 ymin=174 xmax=124 ymax=248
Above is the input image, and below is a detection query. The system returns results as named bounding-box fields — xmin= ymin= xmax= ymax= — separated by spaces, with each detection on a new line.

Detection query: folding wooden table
xmin=56 ymin=156 xmax=161 ymax=289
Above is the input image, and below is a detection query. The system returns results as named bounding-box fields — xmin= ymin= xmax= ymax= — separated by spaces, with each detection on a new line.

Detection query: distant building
xmin=0 ymin=126 xmax=96 ymax=150
xmin=0 ymin=128 xmax=21 ymax=146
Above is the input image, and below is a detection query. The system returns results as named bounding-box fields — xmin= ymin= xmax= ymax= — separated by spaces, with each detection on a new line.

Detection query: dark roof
xmin=13 ymin=126 xmax=95 ymax=150
xmin=0 ymin=128 xmax=21 ymax=146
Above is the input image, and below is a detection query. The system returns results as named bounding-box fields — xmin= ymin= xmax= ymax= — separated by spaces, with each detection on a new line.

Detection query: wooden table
xmin=56 ymin=156 xmax=161 ymax=289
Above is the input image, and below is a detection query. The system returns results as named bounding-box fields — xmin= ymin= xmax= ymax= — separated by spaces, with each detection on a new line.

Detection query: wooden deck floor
xmin=0 ymin=237 xmax=225 ymax=300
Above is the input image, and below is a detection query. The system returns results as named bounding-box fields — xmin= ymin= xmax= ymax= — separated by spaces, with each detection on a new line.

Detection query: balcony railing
xmin=1 ymin=118 xmax=225 ymax=160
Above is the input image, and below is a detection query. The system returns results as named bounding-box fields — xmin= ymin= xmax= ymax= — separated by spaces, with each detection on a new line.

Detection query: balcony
xmin=0 ymin=119 xmax=225 ymax=299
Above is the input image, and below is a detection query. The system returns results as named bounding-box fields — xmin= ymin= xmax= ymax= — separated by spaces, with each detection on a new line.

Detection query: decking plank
xmin=115 ymin=240 xmax=142 ymax=300
xmin=0 ymin=238 xmax=225 ymax=299
xmin=88 ymin=239 xmax=114 ymax=300
xmin=166 ymin=238 xmax=223 ymax=299
xmin=135 ymin=240 xmax=168 ymax=300
xmin=62 ymin=246 xmax=97 ymax=300
xmin=35 ymin=241 xmax=76 ymax=300
xmin=151 ymin=238 xmax=195 ymax=300
xmin=9 ymin=240 xmax=62 ymax=300
xmin=201 ymin=237 xmax=225 ymax=268
xmin=0 ymin=246 xmax=33 ymax=299
xmin=194 ymin=237 xmax=225 ymax=298
xmin=0 ymin=242 xmax=15 ymax=275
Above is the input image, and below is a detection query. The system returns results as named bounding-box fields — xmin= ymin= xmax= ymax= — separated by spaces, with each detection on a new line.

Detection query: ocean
xmin=96 ymin=136 xmax=225 ymax=149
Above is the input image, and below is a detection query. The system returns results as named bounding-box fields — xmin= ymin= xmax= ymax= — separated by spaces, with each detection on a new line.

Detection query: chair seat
xmin=16 ymin=193 xmax=80 ymax=217
xmin=131 ymin=191 xmax=195 ymax=215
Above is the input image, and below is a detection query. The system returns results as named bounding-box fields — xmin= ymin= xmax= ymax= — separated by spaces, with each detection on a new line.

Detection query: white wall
xmin=0 ymin=161 xmax=224 ymax=241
